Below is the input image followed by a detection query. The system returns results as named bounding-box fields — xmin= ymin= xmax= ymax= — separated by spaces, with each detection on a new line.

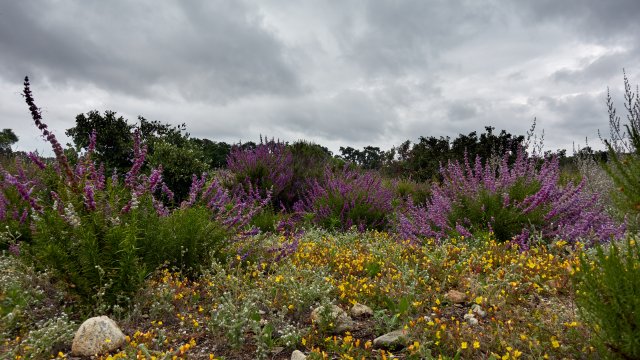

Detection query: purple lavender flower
xmin=22 ymin=77 xmax=75 ymax=185
xmin=296 ymin=166 xmax=393 ymax=231
xmin=84 ymin=184 xmax=96 ymax=211
xmin=227 ymin=139 xmax=293 ymax=202
xmin=393 ymin=149 xmax=624 ymax=247
xmin=27 ymin=152 xmax=47 ymax=170
xmin=124 ymin=131 xmax=147 ymax=189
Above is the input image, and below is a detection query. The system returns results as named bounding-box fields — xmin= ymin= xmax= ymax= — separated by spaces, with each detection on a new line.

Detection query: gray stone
xmin=471 ymin=304 xmax=486 ymax=318
xmin=71 ymin=316 xmax=125 ymax=356
xmin=373 ymin=329 xmax=408 ymax=349
xmin=463 ymin=313 xmax=479 ymax=326
xmin=291 ymin=350 xmax=307 ymax=360
xmin=310 ymin=304 xmax=354 ymax=334
xmin=350 ymin=303 xmax=374 ymax=318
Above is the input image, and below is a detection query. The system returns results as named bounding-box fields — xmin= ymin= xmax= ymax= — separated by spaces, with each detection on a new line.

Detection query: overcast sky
xmin=2 ymin=0 xmax=640 ymax=156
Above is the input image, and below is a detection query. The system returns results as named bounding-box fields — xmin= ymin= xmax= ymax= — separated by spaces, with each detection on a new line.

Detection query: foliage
xmin=573 ymin=237 xmax=640 ymax=359
xmin=392 ymin=178 xmax=431 ymax=205
xmin=66 ymin=110 xmax=134 ymax=172
xmin=395 ymin=150 xmax=624 ymax=246
xmin=146 ymin=140 xmax=209 ymax=203
xmin=603 ymin=71 xmax=640 ymax=230
xmin=0 ymin=129 xmax=19 ymax=156
xmin=295 ymin=166 xmax=394 ymax=231
xmin=338 ymin=145 xmax=387 ymax=170
xmin=288 ymin=140 xmax=335 ymax=206
xmin=190 ymin=138 xmax=231 ymax=169
xmin=387 ymin=126 xmax=526 ymax=181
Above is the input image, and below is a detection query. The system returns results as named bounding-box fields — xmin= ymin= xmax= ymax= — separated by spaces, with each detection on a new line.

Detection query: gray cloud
xmin=0 ymin=1 xmax=302 ymax=103
xmin=2 ymin=0 xmax=640 ymax=156
xmin=513 ymin=0 xmax=640 ymax=40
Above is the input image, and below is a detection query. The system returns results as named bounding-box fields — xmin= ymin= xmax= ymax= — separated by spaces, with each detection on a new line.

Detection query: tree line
xmin=2 ymin=110 xmax=609 ymax=197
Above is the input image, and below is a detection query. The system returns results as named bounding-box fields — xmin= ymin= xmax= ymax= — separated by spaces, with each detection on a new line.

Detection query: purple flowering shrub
xmin=395 ymin=150 xmax=624 ymax=247
xmin=295 ymin=166 xmax=394 ymax=231
xmin=227 ymin=139 xmax=293 ymax=205
xmin=0 ymin=77 xmax=270 ymax=307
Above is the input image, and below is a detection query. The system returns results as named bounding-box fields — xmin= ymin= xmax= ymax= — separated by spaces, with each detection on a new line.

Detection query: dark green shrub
xmin=573 ymin=237 xmax=640 ymax=359
xmin=142 ymin=206 xmax=229 ymax=274
xmin=147 ymin=140 xmax=209 ymax=203
xmin=393 ymin=178 xmax=431 ymax=205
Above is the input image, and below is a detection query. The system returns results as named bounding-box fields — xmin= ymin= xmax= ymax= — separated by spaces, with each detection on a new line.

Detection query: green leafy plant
xmin=573 ymin=237 xmax=640 ymax=359
xmin=603 ymin=71 xmax=640 ymax=230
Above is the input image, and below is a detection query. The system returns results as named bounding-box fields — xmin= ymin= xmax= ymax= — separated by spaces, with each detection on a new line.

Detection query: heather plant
xmin=573 ymin=236 xmax=640 ymax=359
xmin=395 ymin=150 xmax=623 ymax=246
xmin=226 ymin=138 xmax=293 ymax=206
xmin=295 ymin=166 xmax=394 ymax=231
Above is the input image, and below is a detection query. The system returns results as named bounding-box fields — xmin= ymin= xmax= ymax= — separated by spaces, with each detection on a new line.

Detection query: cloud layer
xmin=2 ymin=0 xmax=640 ymax=155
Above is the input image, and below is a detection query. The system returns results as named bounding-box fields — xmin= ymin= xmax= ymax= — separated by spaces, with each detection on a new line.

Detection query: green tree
xmin=65 ymin=110 xmax=134 ymax=172
xmin=190 ymin=138 xmax=231 ymax=169
xmin=0 ymin=129 xmax=19 ymax=155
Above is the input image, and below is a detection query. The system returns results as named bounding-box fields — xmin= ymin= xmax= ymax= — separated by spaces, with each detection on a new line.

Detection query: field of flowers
xmin=1 ymin=77 xmax=639 ymax=359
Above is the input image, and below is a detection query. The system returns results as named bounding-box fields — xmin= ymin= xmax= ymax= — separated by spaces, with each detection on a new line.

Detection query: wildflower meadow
xmin=1 ymin=75 xmax=639 ymax=359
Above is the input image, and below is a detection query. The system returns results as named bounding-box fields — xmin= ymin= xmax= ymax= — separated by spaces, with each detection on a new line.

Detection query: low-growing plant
xmin=573 ymin=236 xmax=640 ymax=359
xmin=395 ymin=150 xmax=624 ymax=246
xmin=295 ymin=166 xmax=394 ymax=231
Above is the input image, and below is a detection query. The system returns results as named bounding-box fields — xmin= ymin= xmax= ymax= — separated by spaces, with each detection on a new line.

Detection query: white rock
xmin=310 ymin=304 xmax=354 ymax=334
xmin=291 ymin=349 xmax=307 ymax=360
xmin=373 ymin=329 xmax=408 ymax=349
xmin=71 ymin=316 xmax=126 ymax=356
xmin=350 ymin=303 xmax=374 ymax=318
xmin=471 ymin=304 xmax=487 ymax=318
xmin=463 ymin=313 xmax=479 ymax=326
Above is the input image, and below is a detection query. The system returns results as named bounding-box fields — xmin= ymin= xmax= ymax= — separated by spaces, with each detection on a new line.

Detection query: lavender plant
xmin=295 ymin=166 xmax=394 ymax=231
xmin=395 ymin=150 xmax=623 ymax=247
xmin=0 ymin=77 xmax=270 ymax=308
xmin=226 ymin=138 xmax=293 ymax=205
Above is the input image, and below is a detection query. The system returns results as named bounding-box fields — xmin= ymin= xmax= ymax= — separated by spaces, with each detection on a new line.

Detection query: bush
xmin=288 ymin=140 xmax=335 ymax=204
xmin=394 ymin=150 xmax=623 ymax=246
xmin=146 ymin=140 xmax=209 ymax=204
xmin=0 ymin=78 xmax=269 ymax=309
xmin=295 ymin=166 xmax=394 ymax=231
xmin=573 ymin=237 xmax=640 ymax=359
xmin=603 ymin=72 xmax=640 ymax=230
xmin=226 ymin=138 xmax=293 ymax=206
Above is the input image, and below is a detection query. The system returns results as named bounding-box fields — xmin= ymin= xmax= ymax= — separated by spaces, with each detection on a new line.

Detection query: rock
xmin=373 ymin=329 xmax=408 ymax=350
xmin=310 ymin=304 xmax=354 ymax=334
xmin=71 ymin=316 xmax=126 ymax=356
xmin=291 ymin=349 xmax=307 ymax=360
xmin=471 ymin=304 xmax=486 ymax=318
xmin=463 ymin=313 xmax=479 ymax=326
xmin=350 ymin=303 xmax=374 ymax=319
xmin=444 ymin=290 xmax=467 ymax=304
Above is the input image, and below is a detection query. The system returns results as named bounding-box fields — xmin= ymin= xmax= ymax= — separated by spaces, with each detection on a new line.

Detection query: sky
xmin=2 ymin=0 xmax=640 ymax=156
